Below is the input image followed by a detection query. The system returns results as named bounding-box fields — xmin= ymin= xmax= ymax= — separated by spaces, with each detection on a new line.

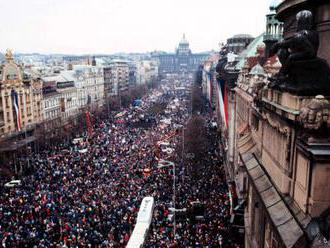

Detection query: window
xmin=251 ymin=113 xmax=259 ymax=131
xmin=5 ymin=96 xmax=9 ymax=108
xmin=26 ymin=93 xmax=30 ymax=103
xmin=263 ymin=122 xmax=288 ymax=167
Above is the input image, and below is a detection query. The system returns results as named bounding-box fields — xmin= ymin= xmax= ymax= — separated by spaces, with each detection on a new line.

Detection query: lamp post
xmin=24 ymin=124 xmax=31 ymax=173
xmin=182 ymin=127 xmax=185 ymax=183
xmin=158 ymin=158 xmax=176 ymax=240
xmin=173 ymin=160 xmax=176 ymax=240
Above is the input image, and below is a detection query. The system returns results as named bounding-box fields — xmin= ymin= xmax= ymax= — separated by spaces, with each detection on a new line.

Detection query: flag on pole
xmin=216 ymin=79 xmax=228 ymax=129
xmin=11 ymin=89 xmax=21 ymax=131
xmin=85 ymin=111 xmax=93 ymax=137
xmin=208 ymin=74 xmax=213 ymax=106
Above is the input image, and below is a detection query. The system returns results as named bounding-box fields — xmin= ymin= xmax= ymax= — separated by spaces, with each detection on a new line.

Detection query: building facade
xmin=212 ymin=1 xmax=330 ymax=247
xmin=67 ymin=65 xmax=104 ymax=111
xmin=136 ymin=60 xmax=159 ymax=85
xmin=226 ymin=34 xmax=254 ymax=54
xmin=263 ymin=0 xmax=283 ymax=58
xmin=40 ymin=76 xmax=61 ymax=137
xmin=0 ymin=50 xmax=39 ymax=153
xmin=103 ymin=60 xmax=129 ymax=96
xmin=31 ymin=78 xmax=43 ymax=124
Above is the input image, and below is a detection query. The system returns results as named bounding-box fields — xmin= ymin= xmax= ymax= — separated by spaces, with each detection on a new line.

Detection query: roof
xmin=110 ymin=59 xmax=129 ymax=64
xmin=41 ymin=75 xmax=61 ymax=82
xmin=207 ymin=53 xmax=220 ymax=63
xmin=232 ymin=34 xmax=254 ymax=39
xmin=238 ymin=133 xmax=305 ymax=248
xmin=179 ymin=33 xmax=189 ymax=44
xmin=0 ymin=52 xmax=5 ymax=62
xmin=249 ymin=63 xmax=266 ymax=76
xmin=235 ymin=33 xmax=265 ymax=71
xmin=60 ymin=70 xmax=76 ymax=82
xmin=270 ymin=0 xmax=281 ymax=10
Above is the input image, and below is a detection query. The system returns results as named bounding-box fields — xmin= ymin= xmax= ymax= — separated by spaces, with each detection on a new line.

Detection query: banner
xmin=208 ymin=74 xmax=213 ymax=106
xmin=11 ymin=89 xmax=21 ymax=131
xmin=60 ymin=98 xmax=65 ymax=112
xmin=216 ymin=80 xmax=228 ymax=129
xmin=85 ymin=111 xmax=93 ymax=136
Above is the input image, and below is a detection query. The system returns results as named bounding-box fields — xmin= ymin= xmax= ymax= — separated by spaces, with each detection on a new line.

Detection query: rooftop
xmin=231 ymin=34 xmax=254 ymax=39
xmin=179 ymin=34 xmax=189 ymax=45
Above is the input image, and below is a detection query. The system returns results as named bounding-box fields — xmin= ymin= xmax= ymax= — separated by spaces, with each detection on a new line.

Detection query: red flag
xmin=85 ymin=111 xmax=93 ymax=136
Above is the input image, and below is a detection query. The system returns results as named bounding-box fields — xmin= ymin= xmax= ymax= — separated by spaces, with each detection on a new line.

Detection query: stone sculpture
xmin=299 ymin=95 xmax=330 ymax=141
xmin=269 ymin=10 xmax=330 ymax=95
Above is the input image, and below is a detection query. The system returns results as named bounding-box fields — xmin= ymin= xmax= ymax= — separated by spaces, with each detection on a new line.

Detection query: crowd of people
xmin=146 ymin=123 xmax=242 ymax=247
xmin=0 ymin=81 xmax=242 ymax=247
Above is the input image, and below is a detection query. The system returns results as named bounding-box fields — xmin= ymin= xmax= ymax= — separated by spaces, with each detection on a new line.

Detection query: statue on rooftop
xmin=269 ymin=10 xmax=330 ymax=95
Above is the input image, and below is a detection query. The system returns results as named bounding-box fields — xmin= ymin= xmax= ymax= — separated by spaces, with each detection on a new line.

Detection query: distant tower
xmin=263 ymin=0 xmax=283 ymax=58
xmin=92 ymin=56 xmax=96 ymax=66
xmin=176 ymin=33 xmax=191 ymax=56
xmin=68 ymin=63 xmax=73 ymax=70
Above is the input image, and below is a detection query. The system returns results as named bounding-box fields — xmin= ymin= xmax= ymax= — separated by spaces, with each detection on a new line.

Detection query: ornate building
xmin=64 ymin=65 xmax=104 ymax=111
xmin=0 ymin=50 xmax=39 ymax=154
xmin=213 ymin=1 xmax=330 ymax=247
xmin=152 ymin=34 xmax=208 ymax=75
xmin=263 ymin=0 xmax=283 ymax=58
xmin=226 ymin=34 xmax=254 ymax=54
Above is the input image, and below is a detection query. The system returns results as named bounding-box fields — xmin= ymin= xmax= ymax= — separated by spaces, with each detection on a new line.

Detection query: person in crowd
xmin=0 ymin=85 xmax=242 ymax=247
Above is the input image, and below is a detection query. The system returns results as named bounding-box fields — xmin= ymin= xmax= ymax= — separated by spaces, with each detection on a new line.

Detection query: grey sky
xmin=0 ymin=0 xmax=271 ymax=54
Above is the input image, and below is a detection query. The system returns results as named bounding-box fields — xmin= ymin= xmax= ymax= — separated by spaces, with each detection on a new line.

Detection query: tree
xmin=184 ymin=115 xmax=208 ymax=178
xmin=191 ymin=85 xmax=203 ymax=114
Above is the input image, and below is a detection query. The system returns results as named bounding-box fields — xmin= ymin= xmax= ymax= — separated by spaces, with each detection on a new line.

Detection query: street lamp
xmin=157 ymin=158 xmax=176 ymax=239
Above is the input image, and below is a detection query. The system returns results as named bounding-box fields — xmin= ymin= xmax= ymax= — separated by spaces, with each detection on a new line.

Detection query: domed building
xmin=226 ymin=34 xmax=254 ymax=54
xmin=152 ymin=34 xmax=209 ymax=75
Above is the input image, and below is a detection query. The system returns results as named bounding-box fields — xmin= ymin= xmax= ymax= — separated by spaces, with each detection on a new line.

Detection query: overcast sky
xmin=0 ymin=0 xmax=272 ymax=54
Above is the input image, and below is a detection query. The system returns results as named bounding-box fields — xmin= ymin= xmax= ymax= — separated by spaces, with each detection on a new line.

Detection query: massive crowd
xmin=146 ymin=112 xmax=242 ymax=247
xmin=0 ymin=82 xmax=242 ymax=247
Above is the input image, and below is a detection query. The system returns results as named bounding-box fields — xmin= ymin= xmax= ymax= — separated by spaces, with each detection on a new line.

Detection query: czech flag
xmin=208 ymin=73 xmax=213 ymax=106
xmin=216 ymin=79 xmax=228 ymax=129
xmin=11 ymin=89 xmax=21 ymax=131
